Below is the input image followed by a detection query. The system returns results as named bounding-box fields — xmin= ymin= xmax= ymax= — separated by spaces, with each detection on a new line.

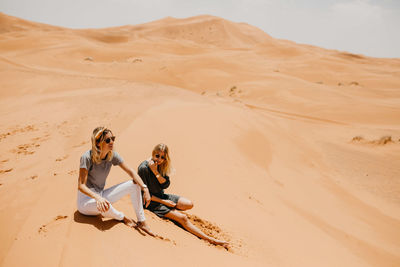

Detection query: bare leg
xmin=164 ymin=210 xmax=228 ymax=247
xmin=175 ymin=197 xmax=194 ymax=211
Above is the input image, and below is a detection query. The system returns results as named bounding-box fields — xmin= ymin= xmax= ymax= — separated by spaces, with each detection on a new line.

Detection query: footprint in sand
xmin=9 ymin=130 xmax=49 ymax=156
xmin=56 ymin=155 xmax=69 ymax=162
xmin=68 ymin=170 xmax=77 ymax=176
xmin=228 ymin=86 xmax=243 ymax=98
xmin=12 ymin=143 xmax=39 ymax=155
xmin=126 ymin=57 xmax=142 ymax=63
xmin=351 ymin=135 xmax=397 ymax=146
xmin=38 ymin=215 xmax=68 ymax=235
xmin=248 ymin=195 xmax=263 ymax=204
xmin=349 ymin=81 xmax=360 ymax=86
xmin=0 ymin=168 xmax=13 ymax=174
xmin=0 ymin=132 xmax=11 ymax=141
xmin=31 ymin=135 xmax=50 ymax=142
xmin=0 ymin=125 xmax=37 ymax=142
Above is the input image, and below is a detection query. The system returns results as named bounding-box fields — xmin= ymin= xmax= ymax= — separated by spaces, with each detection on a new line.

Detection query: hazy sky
xmin=1 ymin=0 xmax=399 ymax=58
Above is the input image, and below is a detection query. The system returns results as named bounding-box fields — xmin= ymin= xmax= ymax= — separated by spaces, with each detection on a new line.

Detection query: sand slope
xmin=0 ymin=12 xmax=400 ymax=267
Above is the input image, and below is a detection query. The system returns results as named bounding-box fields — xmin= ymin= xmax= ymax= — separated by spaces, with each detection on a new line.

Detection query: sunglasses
xmin=104 ymin=136 xmax=116 ymax=143
xmin=155 ymin=154 xmax=165 ymax=160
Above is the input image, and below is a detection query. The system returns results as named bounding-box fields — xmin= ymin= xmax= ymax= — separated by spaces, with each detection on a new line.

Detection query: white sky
xmin=1 ymin=0 xmax=399 ymax=58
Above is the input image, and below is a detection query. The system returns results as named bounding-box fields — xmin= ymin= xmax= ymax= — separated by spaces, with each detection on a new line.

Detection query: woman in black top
xmin=138 ymin=143 xmax=228 ymax=247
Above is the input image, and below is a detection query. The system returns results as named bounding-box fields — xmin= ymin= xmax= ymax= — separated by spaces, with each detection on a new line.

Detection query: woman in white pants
xmin=77 ymin=126 xmax=154 ymax=235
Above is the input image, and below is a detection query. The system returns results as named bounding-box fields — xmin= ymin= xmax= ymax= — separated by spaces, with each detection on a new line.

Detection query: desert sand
xmin=0 ymin=12 xmax=400 ymax=267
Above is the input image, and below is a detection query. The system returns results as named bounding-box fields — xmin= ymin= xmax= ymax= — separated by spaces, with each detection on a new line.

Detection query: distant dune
xmin=0 ymin=12 xmax=399 ymax=267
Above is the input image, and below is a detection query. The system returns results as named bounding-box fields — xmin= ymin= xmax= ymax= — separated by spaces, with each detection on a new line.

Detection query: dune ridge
xmin=0 ymin=13 xmax=399 ymax=267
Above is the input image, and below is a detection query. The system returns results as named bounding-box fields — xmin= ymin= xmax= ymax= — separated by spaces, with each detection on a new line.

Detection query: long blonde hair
xmin=91 ymin=126 xmax=114 ymax=164
xmin=153 ymin=143 xmax=171 ymax=177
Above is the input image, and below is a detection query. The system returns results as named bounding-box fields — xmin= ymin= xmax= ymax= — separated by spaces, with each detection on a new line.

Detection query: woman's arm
xmin=78 ymin=168 xmax=110 ymax=212
xmin=151 ymin=195 xmax=176 ymax=208
xmin=147 ymin=159 xmax=168 ymax=184
xmin=119 ymin=162 xmax=151 ymax=207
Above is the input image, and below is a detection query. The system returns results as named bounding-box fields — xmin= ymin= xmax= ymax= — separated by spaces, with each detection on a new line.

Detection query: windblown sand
xmin=0 ymin=13 xmax=399 ymax=267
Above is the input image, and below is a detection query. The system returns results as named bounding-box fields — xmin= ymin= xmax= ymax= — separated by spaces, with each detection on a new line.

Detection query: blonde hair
xmin=152 ymin=143 xmax=171 ymax=177
xmin=91 ymin=126 xmax=114 ymax=164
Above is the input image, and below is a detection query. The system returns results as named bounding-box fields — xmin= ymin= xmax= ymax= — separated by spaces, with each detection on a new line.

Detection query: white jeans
xmin=77 ymin=180 xmax=145 ymax=222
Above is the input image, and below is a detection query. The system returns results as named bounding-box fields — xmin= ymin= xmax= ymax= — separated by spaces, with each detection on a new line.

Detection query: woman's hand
xmin=142 ymin=188 xmax=151 ymax=208
xmin=163 ymin=200 xmax=176 ymax=208
xmin=148 ymin=159 xmax=158 ymax=174
xmin=96 ymin=197 xmax=110 ymax=213
xmin=148 ymin=159 xmax=167 ymax=183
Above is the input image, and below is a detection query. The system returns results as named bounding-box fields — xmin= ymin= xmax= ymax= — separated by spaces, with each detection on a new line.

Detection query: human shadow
xmin=73 ymin=211 xmax=120 ymax=231
xmin=73 ymin=211 xmax=145 ymax=235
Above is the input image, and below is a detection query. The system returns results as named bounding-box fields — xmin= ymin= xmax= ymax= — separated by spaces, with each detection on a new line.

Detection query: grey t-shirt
xmin=80 ymin=150 xmax=124 ymax=193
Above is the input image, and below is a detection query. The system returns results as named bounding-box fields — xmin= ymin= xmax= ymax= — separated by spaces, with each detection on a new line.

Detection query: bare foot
xmin=123 ymin=216 xmax=136 ymax=228
xmin=137 ymin=221 xmax=155 ymax=237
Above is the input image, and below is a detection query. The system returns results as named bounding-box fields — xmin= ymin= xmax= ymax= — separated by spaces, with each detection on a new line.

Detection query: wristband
xmin=156 ymin=174 xmax=161 ymax=178
xmin=141 ymin=184 xmax=148 ymax=190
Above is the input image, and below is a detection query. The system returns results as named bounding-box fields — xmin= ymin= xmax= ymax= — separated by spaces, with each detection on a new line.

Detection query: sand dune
xmin=0 ymin=12 xmax=399 ymax=267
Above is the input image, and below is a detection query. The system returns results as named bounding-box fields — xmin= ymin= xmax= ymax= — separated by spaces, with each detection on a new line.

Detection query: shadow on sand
xmin=73 ymin=211 xmax=120 ymax=231
xmin=73 ymin=211 xmax=145 ymax=236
